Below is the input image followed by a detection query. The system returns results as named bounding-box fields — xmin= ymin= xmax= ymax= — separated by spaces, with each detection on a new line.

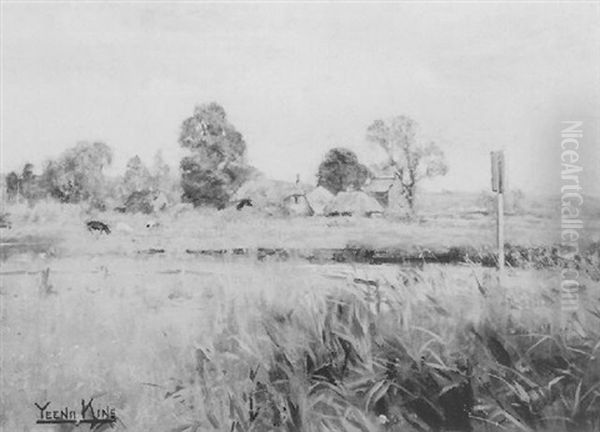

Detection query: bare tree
xmin=366 ymin=115 xmax=448 ymax=210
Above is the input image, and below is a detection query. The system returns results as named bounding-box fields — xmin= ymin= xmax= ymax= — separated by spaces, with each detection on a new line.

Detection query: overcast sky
xmin=2 ymin=2 xmax=599 ymax=194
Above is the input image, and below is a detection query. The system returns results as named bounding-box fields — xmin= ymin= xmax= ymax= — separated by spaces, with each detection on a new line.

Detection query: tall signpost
xmin=491 ymin=151 xmax=505 ymax=273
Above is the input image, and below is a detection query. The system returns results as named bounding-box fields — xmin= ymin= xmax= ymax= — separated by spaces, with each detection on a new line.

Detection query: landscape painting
xmin=1 ymin=3 xmax=599 ymax=432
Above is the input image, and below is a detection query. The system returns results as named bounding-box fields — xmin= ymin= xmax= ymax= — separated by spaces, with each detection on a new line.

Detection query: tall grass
xmin=159 ymin=268 xmax=599 ymax=432
xmin=1 ymin=258 xmax=598 ymax=432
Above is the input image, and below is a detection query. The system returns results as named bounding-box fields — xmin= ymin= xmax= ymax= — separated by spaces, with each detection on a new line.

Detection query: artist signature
xmin=35 ymin=398 xmax=117 ymax=429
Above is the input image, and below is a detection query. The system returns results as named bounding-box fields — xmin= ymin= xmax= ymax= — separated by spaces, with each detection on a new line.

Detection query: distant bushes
xmin=4 ymin=143 xmax=180 ymax=214
xmin=122 ymin=190 xmax=155 ymax=214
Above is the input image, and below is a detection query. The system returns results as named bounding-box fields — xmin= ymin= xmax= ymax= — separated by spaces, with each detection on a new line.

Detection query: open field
xmin=1 ymin=252 xmax=600 ymax=431
xmin=1 ymin=198 xmax=599 ymax=432
xmin=2 ymin=193 xmax=599 ymax=260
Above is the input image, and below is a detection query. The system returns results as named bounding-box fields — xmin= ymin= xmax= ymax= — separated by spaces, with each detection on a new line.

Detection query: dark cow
xmin=86 ymin=220 xmax=111 ymax=234
xmin=236 ymin=199 xmax=253 ymax=210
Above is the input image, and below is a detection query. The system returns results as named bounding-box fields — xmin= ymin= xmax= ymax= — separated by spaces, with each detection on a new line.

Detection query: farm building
xmin=232 ymin=177 xmax=313 ymax=214
xmin=306 ymin=186 xmax=334 ymax=215
xmin=363 ymin=176 xmax=395 ymax=206
xmin=282 ymin=193 xmax=314 ymax=216
xmin=324 ymin=191 xmax=384 ymax=217
xmin=363 ymin=176 xmax=405 ymax=205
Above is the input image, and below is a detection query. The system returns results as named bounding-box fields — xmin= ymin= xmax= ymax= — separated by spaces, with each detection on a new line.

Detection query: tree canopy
xmin=317 ymin=148 xmax=370 ymax=195
xmin=179 ymin=102 xmax=246 ymax=169
xmin=4 ymin=164 xmax=44 ymax=202
xmin=123 ymin=155 xmax=152 ymax=196
xmin=179 ymin=102 xmax=251 ymax=207
xmin=40 ymin=141 xmax=113 ymax=203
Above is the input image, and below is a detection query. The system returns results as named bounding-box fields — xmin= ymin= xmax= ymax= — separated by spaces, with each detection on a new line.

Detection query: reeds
xmin=164 ymin=269 xmax=600 ymax=432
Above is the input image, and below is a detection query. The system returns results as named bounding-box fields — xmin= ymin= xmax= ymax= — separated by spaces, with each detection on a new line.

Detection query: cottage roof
xmin=233 ymin=178 xmax=313 ymax=206
xmin=324 ymin=191 xmax=384 ymax=216
xmin=363 ymin=176 xmax=396 ymax=193
xmin=306 ymin=186 xmax=334 ymax=215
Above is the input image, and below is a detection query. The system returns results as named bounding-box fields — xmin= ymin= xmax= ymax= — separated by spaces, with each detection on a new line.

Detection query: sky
xmin=1 ymin=2 xmax=599 ymax=195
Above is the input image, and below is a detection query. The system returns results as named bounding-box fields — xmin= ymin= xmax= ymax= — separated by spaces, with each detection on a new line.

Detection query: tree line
xmin=5 ymin=143 xmax=174 ymax=212
xmin=4 ymin=102 xmax=448 ymax=212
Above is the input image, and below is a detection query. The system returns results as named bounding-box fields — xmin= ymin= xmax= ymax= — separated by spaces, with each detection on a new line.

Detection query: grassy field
xmin=1 ymin=198 xmax=599 ymax=431
xmin=1 ymin=257 xmax=599 ymax=432
xmin=2 ymin=195 xmax=599 ymax=258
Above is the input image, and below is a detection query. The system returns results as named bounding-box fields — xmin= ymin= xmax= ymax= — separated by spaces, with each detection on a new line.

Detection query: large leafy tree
xmin=40 ymin=141 xmax=113 ymax=203
xmin=179 ymin=103 xmax=250 ymax=207
xmin=317 ymin=148 xmax=370 ymax=195
xmin=366 ymin=116 xmax=448 ymax=210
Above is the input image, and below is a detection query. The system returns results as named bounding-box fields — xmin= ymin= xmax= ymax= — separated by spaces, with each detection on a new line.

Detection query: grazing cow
xmin=86 ymin=220 xmax=111 ymax=234
xmin=236 ymin=198 xmax=253 ymax=211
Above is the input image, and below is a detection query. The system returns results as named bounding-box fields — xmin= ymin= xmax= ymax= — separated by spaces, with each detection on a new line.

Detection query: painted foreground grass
xmin=1 ymin=258 xmax=598 ymax=432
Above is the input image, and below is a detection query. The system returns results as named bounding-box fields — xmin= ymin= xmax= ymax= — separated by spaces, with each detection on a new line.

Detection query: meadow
xmin=1 ymin=196 xmax=599 ymax=432
xmin=0 ymin=193 xmax=587 ymax=257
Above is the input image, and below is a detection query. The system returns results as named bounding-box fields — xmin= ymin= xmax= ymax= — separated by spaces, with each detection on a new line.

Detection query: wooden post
xmin=491 ymin=151 xmax=505 ymax=273
xmin=497 ymin=190 xmax=505 ymax=272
